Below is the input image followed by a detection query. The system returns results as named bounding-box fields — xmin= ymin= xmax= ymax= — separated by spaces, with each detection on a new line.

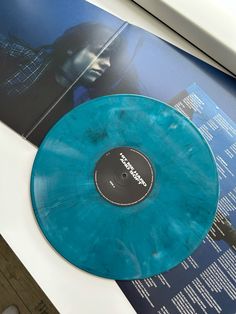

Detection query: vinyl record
xmin=31 ymin=94 xmax=219 ymax=280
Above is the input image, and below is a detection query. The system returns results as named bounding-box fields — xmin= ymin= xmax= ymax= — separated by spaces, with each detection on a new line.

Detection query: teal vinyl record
xmin=30 ymin=94 xmax=219 ymax=280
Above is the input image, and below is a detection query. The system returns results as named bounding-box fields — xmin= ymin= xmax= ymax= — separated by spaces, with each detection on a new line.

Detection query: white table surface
xmin=0 ymin=1 xmax=228 ymax=313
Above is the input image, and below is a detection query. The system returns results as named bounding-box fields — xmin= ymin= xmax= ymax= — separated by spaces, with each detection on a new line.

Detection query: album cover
xmin=0 ymin=1 xmax=236 ymax=313
xmin=0 ymin=0 xmax=235 ymax=146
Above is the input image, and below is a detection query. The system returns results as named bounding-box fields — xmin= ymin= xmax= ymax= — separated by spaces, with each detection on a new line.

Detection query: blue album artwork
xmin=0 ymin=0 xmax=124 ymax=138
xmin=0 ymin=0 xmax=235 ymax=146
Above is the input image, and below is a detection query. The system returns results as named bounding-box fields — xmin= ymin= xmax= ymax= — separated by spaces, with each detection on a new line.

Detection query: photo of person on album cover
xmin=0 ymin=20 xmax=142 ymax=146
xmin=0 ymin=0 xmax=235 ymax=148
xmin=0 ymin=23 xmax=123 ymax=137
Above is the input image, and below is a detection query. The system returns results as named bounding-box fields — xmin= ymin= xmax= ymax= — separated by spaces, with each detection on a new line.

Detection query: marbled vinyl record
xmin=31 ymin=94 xmax=219 ymax=280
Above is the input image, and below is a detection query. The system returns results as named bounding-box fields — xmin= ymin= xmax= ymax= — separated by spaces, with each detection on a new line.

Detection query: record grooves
xmin=31 ymin=94 xmax=219 ymax=280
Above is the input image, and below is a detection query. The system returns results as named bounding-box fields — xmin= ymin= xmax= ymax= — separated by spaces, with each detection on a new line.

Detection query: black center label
xmin=94 ymin=147 xmax=154 ymax=206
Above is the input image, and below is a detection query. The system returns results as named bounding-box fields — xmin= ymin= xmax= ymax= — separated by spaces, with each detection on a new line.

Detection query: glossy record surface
xmin=31 ymin=94 xmax=219 ymax=280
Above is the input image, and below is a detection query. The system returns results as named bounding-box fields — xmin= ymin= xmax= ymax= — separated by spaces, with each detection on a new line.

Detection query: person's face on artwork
xmin=57 ymin=44 xmax=112 ymax=87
